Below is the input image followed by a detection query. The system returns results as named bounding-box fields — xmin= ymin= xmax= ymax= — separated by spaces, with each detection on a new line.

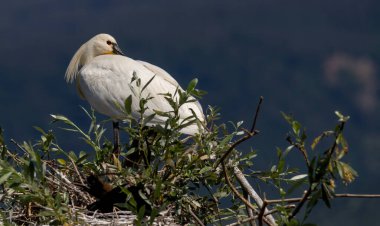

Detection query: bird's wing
xmin=137 ymin=60 xmax=205 ymax=121
xmin=79 ymin=55 xmax=204 ymax=134
xmin=137 ymin=60 xmax=180 ymax=88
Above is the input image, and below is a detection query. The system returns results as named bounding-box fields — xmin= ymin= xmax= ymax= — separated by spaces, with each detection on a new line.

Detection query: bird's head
xmin=65 ymin=33 xmax=124 ymax=83
xmin=89 ymin=34 xmax=124 ymax=57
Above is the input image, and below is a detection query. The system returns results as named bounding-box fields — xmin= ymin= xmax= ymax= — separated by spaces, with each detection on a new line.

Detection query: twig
xmin=225 ymin=206 xmax=296 ymax=226
xmin=215 ymin=132 xmax=257 ymax=168
xmin=243 ymin=189 xmax=257 ymax=226
xmin=188 ymin=205 xmax=205 ymax=226
xmin=5 ymin=150 xmax=22 ymax=164
xmin=266 ymin=197 xmax=304 ymax=204
xmin=288 ymin=120 xmax=346 ymax=221
xmin=215 ymin=97 xmax=263 ymax=168
xmin=227 ymin=216 xmax=257 ymax=226
xmin=266 ymin=193 xmax=380 ymax=204
xmin=222 ymin=162 xmax=275 ymax=226
xmin=47 ymin=167 xmax=93 ymax=204
xmin=202 ymin=181 xmax=223 ymax=224
xmin=288 ymin=188 xmax=311 ymax=220
xmin=264 ymin=204 xmax=296 ymax=215
xmin=286 ymin=138 xmax=309 ymax=167
xmin=334 ymin=194 xmax=380 ymax=198
xmin=250 ymin=96 xmax=264 ymax=133
xmin=68 ymin=155 xmax=85 ymax=186
xmin=10 ymin=139 xmax=28 ymax=155
xmin=258 ymin=196 xmax=268 ymax=226
xmin=234 ymin=166 xmax=276 ymax=225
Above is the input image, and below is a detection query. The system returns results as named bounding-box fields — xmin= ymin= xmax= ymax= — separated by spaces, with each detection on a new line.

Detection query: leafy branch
xmin=0 ymin=80 xmax=379 ymax=225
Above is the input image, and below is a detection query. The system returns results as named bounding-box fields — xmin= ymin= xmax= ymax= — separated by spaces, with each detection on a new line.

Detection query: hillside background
xmin=1 ymin=1 xmax=379 ymax=225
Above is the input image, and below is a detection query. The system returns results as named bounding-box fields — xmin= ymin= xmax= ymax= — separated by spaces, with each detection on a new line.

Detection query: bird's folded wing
xmin=137 ymin=60 xmax=180 ymax=88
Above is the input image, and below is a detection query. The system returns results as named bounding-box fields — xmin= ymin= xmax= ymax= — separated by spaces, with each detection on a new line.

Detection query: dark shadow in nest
xmin=84 ymin=175 xmax=152 ymax=215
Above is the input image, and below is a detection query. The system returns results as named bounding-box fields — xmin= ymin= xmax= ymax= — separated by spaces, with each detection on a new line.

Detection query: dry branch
xmin=222 ymin=162 xmax=276 ymax=226
xmin=234 ymin=166 xmax=277 ymax=225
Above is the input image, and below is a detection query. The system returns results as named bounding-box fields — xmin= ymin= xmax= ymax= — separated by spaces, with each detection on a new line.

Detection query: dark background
xmin=1 ymin=1 xmax=379 ymax=225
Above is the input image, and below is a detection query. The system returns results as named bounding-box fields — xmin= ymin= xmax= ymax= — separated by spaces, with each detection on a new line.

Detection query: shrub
xmin=0 ymin=81 xmax=361 ymax=225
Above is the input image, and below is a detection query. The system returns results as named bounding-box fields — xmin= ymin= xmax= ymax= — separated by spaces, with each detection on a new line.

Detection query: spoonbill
xmin=65 ymin=34 xmax=204 ymax=154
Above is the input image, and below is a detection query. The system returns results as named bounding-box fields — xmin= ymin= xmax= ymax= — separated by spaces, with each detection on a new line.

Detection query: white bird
xmin=65 ymin=34 xmax=205 ymax=154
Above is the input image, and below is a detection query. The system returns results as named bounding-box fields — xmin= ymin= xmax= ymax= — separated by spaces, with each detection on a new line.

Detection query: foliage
xmin=0 ymin=80 xmax=358 ymax=225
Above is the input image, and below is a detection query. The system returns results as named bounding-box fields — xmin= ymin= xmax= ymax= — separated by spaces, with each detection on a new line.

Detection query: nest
xmin=73 ymin=208 xmax=180 ymax=226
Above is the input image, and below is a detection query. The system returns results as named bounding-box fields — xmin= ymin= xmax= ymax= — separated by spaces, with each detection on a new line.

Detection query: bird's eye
xmin=106 ymin=40 xmax=112 ymax=45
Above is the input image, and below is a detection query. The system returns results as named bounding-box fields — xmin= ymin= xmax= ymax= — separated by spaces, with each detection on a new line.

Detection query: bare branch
xmin=188 ymin=205 xmax=205 ymax=226
xmin=288 ymin=188 xmax=311 ymax=220
xmin=227 ymin=205 xmax=296 ymax=226
xmin=234 ymin=166 xmax=276 ymax=225
xmin=68 ymin=155 xmax=85 ymax=186
xmin=265 ymin=193 xmax=380 ymax=205
xmin=222 ymin=162 xmax=276 ymax=226
xmin=227 ymin=216 xmax=257 ymax=226
xmin=258 ymin=196 xmax=268 ymax=226
xmin=334 ymin=194 xmax=380 ymax=198
xmin=250 ymin=96 xmax=264 ymax=133
xmin=243 ymin=190 xmax=257 ymax=226
xmin=215 ymin=97 xmax=263 ymax=168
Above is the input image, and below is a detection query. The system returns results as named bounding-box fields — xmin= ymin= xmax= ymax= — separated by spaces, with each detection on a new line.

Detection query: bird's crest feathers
xmin=65 ymin=43 xmax=87 ymax=83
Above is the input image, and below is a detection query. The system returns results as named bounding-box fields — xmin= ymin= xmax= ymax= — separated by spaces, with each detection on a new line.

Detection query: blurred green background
xmin=1 ymin=1 xmax=379 ymax=224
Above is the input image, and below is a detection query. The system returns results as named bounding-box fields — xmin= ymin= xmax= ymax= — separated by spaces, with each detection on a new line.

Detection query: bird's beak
xmin=113 ymin=44 xmax=124 ymax=56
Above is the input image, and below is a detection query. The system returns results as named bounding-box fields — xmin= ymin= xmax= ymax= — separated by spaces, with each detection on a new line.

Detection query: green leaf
xmin=321 ymin=183 xmax=332 ymax=208
xmin=214 ymin=191 xmax=228 ymax=198
xmin=76 ymin=153 xmax=89 ymax=165
xmin=199 ymin=166 xmax=212 ymax=174
xmin=136 ymin=78 xmax=141 ymax=87
xmin=187 ymin=78 xmax=198 ymax=93
xmin=149 ymin=208 xmax=159 ymax=225
xmin=335 ymin=111 xmax=350 ymax=122
xmin=137 ymin=205 xmax=146 ymax=220
xmin=303 ymin=190 xmax=321 ymax=221
xmin=50 ymin=114 xmax=69 ymax=122
xmin=292 ymin=121 xmax=301 ymax=136
xmin=281 ymin=112 xmax=293 ymax=124
xmin=57 ymin=159 xmax=66 ymax=166
xmin=289 ymin=174 xmax=308 ymax=181
xmin=153 ymin=181 xmax=162 ymax=200
xmin=141 ymin=75 xmax=156 ymax=93
xmin=311 ymin=135 xmax=322 ymax=150
xmin=0 ymin=171 xmax=12 ymax=184
xmin=142 ymin=113 xmax=156 ymax=126
xmin=124 ymin=95 xmax=132 ymax=115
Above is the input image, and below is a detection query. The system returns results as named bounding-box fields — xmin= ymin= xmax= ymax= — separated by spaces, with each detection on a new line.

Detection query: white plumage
xmin=65 ymin=34 xmax=204 ymax=135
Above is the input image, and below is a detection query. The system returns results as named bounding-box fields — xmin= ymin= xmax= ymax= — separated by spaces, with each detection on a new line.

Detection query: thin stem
xmin=286 ymin=138 xmax=309 ymax=167
xmin=188 ymin=205 xmax=205 ymax=226
xmin=227 ymin=216 xmax=257 ymax=226
xmin=265 ymin=193 xmax=380 ymax=205
xmin=334 ymin=194 xmax=380 ymax=198
xmin=288 ymin=188 xmax=311 ymax=220
xmin=215 ymin=133 xmax=256 ymax=168
xmin=68 ymin=155 xmax=85 ymax=186
xmin=250 ymin=96 xmax=264 ymax=133
xmin=112 ymin=121 xmax=120 ymax=155
xmin=215 ymin=97 xmax=263 ymax=168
